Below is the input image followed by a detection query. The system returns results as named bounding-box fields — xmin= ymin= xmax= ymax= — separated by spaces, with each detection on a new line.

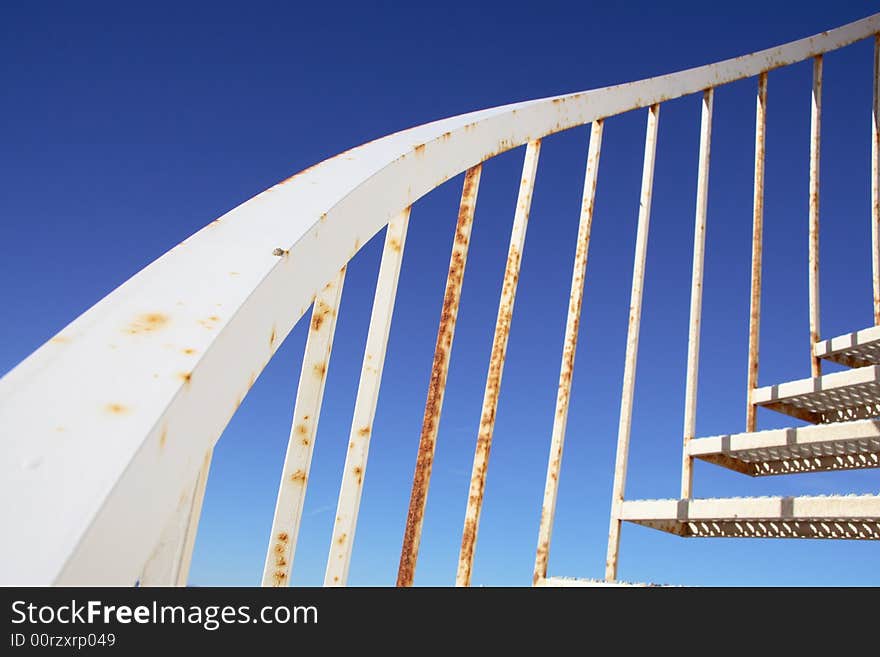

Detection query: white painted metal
xmin=814 ymin=325 xmax=880 ymax=367
xmin=533 ymin=121 xmax=603 ymax=586
xmin=605 ymin=104 xmax=660 ymax=582
xmin=689 ymin=419 xmax=880 ymax=475
xmin=809 ymin=56 xmax=823 ymax=378
xmin=873 ymin=35 xmax=880 ymax=326
xmin=397 ymin=166 xmax=482 ymax=587
xmin=324 ymin=208 xmax=411 ymax=587
xmin=536 ymin=576 xmax=652 ymax=587
xmin=681 ymin=89 xmax=714 ymax=500
xmin=753 ymin=364 xmax=880 ymax=423
xmin=176 ymin=449 xmax=212 ymax=586
xmin=621 ymin=495 xmax=880 ymax=539
xmin=138 ymin=449 xmax=212 ymax=586
xmin=457 ymin=140 xmax=541 ymax=587
xmin=1 ymin=15 xmax=879 ymax=585
xmin=746 ymin=73 xmax=768 ymax=434
xmin=262 ymin=269 xmax=346 ymax=587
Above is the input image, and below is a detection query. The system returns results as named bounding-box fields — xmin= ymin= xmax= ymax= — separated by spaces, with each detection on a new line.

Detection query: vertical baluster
xmin=809 ymin=56 xmax=823 ymax=377
xmin=138 ymin=449 xmax=213 ymax=586
xmin=746 ymin=73 xmax=768 ymax=433
xmin=397 ymin=165 xmax=482 ymax=587
xmin=175 ymin=449 xmax=213 ymax=586
xmin=261 ymin=268 xmax=346 ymax=586
xmin=873 ymin=35 xmax=880 ymax=325
xmin=324 ymin=208 xmax=411 ymax=586
xmin=533 ymin=121 xmax=603 ymax=586
xmin=680 ymin=89 xmax=714 ymax=500
xmin=605 ymin=104 xmax=660 ymax=582
xmin=456 ymin=141 xmax=541 ymax=587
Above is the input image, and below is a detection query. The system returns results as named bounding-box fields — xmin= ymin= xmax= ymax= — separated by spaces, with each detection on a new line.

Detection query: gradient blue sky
xmin=3 ymin=1 xmax=879 ymax=586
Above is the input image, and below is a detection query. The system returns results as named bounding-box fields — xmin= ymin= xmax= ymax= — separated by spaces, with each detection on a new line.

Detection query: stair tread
xmin=689 ymin=419 xmax=880 ymax=475
xmin=815 ymin=325 xmax=880 ymax=368
xmin=620 ymin=494 xmax=880 ymax=539
xmin=536 ymin=576 xmax=654 ymax=587
xmin=753 ymin=365 xmax=880 ymax=423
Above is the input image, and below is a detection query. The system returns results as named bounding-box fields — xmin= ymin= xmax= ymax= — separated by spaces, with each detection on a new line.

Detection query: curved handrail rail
xmin=1 ymin=14 xmax=877 ymax=585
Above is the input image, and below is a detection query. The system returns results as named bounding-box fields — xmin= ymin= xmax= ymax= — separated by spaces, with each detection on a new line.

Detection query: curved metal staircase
xmin=1 ymin=13 xmax=879 ymax=587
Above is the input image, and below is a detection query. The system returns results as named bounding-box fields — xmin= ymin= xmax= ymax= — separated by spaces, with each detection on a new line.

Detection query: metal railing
xmin=0 ymin=14 xmax=878 ymax=586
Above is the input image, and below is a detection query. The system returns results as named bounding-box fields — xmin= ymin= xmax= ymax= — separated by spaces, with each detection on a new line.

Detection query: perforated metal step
xmin=815 ymin=325 xmax=880 ymax=368
xmin=535 ymin=576 xmax=653 ymax=587
xmin=620 ymin=495 xmax=880 ymax=539
xmin=689 ymin=419 xmax=880 ymax=475
xmin=753 ymin=365 xmax=880 ymax=423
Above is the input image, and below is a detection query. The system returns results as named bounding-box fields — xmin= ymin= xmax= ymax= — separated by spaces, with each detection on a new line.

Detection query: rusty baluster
xmin=605 ymin=104 xmax=660 ymax=582
xmin=873 ymin=34 xmax=880 ymax=325
xmin=532 ymin=122 xmax=603 ymax=586
xmin=261 ymin=268 xmax=346 ymax=587
xmin=746 ymin=73 xmax=768 ymax=433
xmin=809 ymin=56 xmax=823 ymax=378
xmin=396 ymin=165 xmax=482 ymax=587
xmin=680 ymin=89 xmax=714 ymax=500
xmin=325 ymin=207 xmax=411 ymax=586
xmin=456 ymin=141 xmax=541 ymax=587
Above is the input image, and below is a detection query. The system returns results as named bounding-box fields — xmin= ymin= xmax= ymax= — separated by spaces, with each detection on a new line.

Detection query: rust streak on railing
xmin=456 ymin=141 xmax=541 ymax=587
xmin=533 ymin=122 xmax=603 ymax=585
xmin=746 ymin=73 xmax=768 ymax=433
xmin=809 ymin=56 xmax=822 ymax=378
xmin=396 ymin=165 xmax=482 ymax=587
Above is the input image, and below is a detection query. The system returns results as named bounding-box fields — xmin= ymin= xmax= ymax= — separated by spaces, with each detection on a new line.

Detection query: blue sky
xmin=2 ymin=1 xmax=879 ymax=586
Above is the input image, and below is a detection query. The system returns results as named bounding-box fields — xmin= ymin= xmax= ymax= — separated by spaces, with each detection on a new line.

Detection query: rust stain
xmin=457 ymin=153 xmax=534 ymax=584
xmin=357 ymin=425 xmax=371 ymax=437
xmin=272 ymin=248 xmax=288 ymax=257
xmin=311 ymin=299 xmax=332 ymax=331
xmin=336 ymin=533 xmax=347 ymax=545
xmin=178 ymin=372 xmax=192 ymax=384
xmin=159 ymin=429 xmax=167 ymax=449
xmin=50 ymin=335 xmax=70 ymax=344
xmin=126 ymin=313 xmax=169 ymax=335
xmin=278 ymin=532 xmax=289 ymax=542
xmin=296 ymin=423 xmax=308 ymax=436
xmin=105 ymin=402 xmax=129 ymax=415
xmin=348 ymin=441 xmax=355 ymax=450
xmin=398 ymin=164 xmax=480 ymax=587
xmin=198 ymin=315 xmax=220 ymax=330
xmin=313 ymin=362 xmax=327 ymax=379
xmin=353 ymin=466 xmax=363 ymax=485
xmin=389 ymin=237 xmax=402 ymax=252
xmin=414 ymin=143 xmax=426 ymax=156
xmin=301 ymin=437 xmax=310 ymax=447
xmin=182 ymin=347 xmax=197 ymax=356
xmin=290 ymin=469 xmax=307 ymax=484
xmin=272 ymin=570 xmax=287 ymax=585
xmin=269 ymin=327 xmax=277 ymax=347
xmin=459 ymin=520 xmax=476 ymax=583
